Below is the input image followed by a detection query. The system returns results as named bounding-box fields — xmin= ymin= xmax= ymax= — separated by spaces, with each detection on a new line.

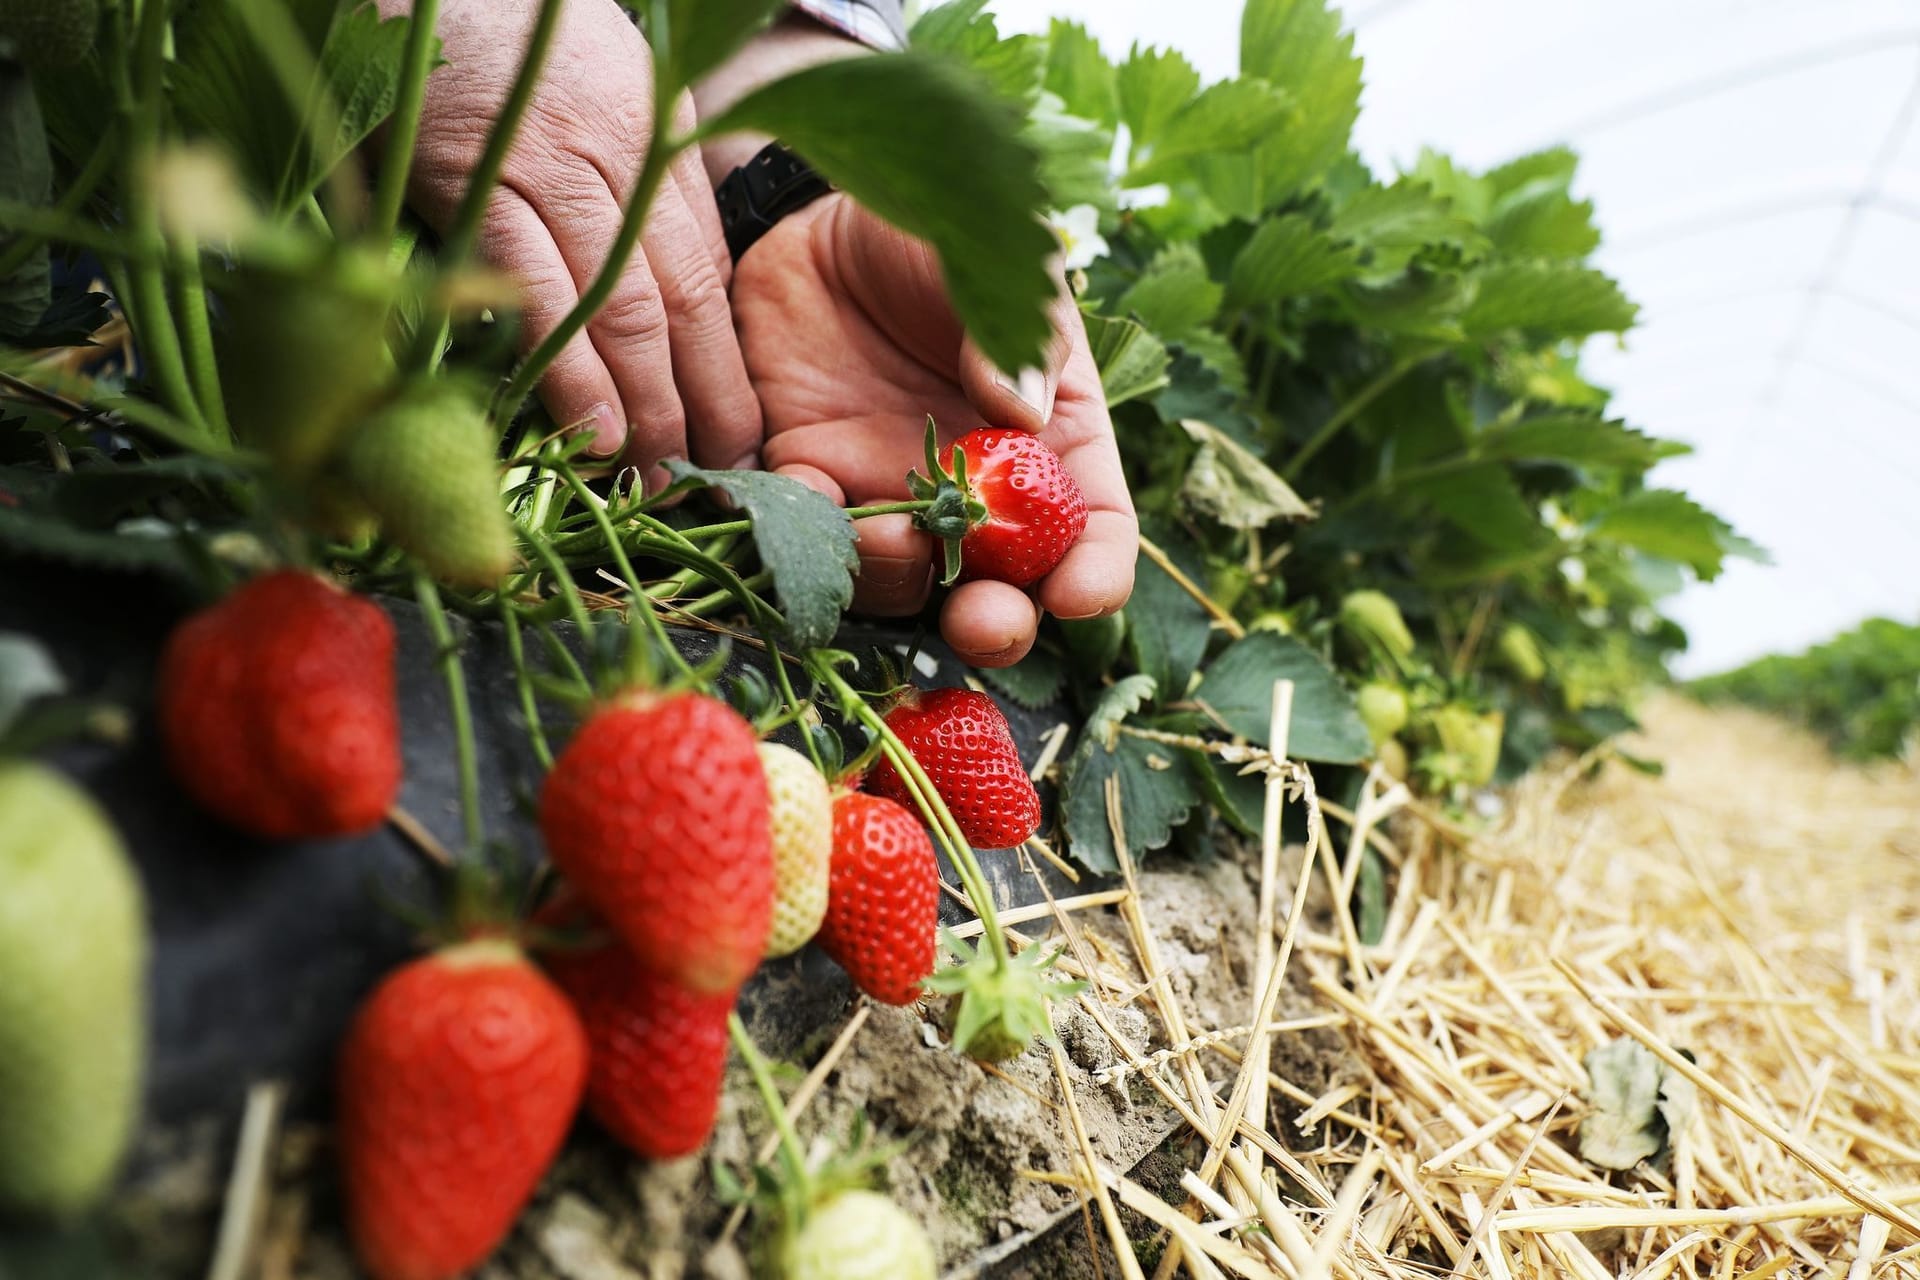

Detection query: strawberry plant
xmin=1691 ymin=618 xmax=1920 ymax=762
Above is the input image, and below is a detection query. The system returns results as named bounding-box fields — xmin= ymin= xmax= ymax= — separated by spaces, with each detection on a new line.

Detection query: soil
xmin=69 ymin=840 xmax=1358 ymax=1279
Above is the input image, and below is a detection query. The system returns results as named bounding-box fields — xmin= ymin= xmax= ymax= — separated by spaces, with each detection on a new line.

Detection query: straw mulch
xmin=959 ymin=690 xmax=1920 ymax=1278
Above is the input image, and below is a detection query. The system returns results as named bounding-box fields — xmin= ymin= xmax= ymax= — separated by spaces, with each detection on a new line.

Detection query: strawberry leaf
xmin=1477 ymin=414 xmax=1688 ymax=472
xmin=1060 ymin=678 xmax=1199 ymax=872
xmin=1463 ymin=260 xmax=1638 ymax=339
xmin=1239 ymin=0 xmax=1364 ymax=204
xmin=663 ymin=464 xmax=858 ymax=651
xmin=1586 ymin=489 xmax=1764 ymax=583
xmin=1126 ymin=527 xmax=1211 ymax=701
xmin=1043 ymin=19 xmax=1118 ymax=126
xmin=1190 ymin=631 xmax=1371 ymax=764
xmin=1084 ymin=312 xmax=1172 ymax=408
xmin=1224 ymin=213 xmax=1359 ymax=308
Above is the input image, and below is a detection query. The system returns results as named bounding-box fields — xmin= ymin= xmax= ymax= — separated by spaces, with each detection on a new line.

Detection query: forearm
xmin=690 ymin=14 xmax=871 ymax=185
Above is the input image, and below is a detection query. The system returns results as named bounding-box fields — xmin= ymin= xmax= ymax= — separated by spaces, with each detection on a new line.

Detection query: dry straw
xmin=1005 ymin=691 xmax=1920 ymax=1278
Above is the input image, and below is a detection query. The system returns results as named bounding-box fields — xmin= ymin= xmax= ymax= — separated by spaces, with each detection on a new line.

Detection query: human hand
xmin=729 ymin=193 xmax=1138 ymax=667
xmin=388 ymin=0 xmax=760 ymax=483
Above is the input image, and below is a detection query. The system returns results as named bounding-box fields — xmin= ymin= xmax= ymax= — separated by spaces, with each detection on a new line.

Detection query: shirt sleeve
xmin=787 ymin=0 xmax=908 ymax=51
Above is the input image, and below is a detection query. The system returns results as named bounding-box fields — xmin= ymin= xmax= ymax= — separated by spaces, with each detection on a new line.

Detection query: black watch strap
xmin=716 ymin=142 xmax=833 ymax=263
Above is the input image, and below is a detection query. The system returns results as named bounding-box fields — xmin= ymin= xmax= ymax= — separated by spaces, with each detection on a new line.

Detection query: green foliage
xmin=1691 ymin=619 xmax=1920 ymax=762
xmin=919 ymin=0 xmax=1759 ymax=870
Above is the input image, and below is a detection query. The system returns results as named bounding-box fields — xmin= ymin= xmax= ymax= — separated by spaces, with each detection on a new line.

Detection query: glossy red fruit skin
xmin=337 ymin=941 xmax=588 ymax=1280
xmin=866 ymin=688 xmax=1041 ymax=850
xmin=157 ymin=570 xmax=400 ymax=839
xmin=542 ymin=921 xmax=735 ymax=1160
xmin=816 ymin=792 xmax=940 ymax=1006
xmin=953 ymin=428 xmax=1088 ymax=587
xmin=538 ymin=692 xmax=773 ymax=995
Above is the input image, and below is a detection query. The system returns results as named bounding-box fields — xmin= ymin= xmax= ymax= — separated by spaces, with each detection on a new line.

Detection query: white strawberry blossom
xmin=1047 ymin=204 xmax=1109 ymax=271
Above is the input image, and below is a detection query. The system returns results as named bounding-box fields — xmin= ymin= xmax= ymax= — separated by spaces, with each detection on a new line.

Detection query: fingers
xmin=941 ymin=582 xmax=1041 ymax=667
xmin=845 ymin=513 xmax=934 ymax=618
xmin=1032 ymin=334 xmax=1139 ymax=623
xmin=478 ymin=188 xmax=627 ymax=455
xmin=957 ymin=260 xmax=1080 ymax=433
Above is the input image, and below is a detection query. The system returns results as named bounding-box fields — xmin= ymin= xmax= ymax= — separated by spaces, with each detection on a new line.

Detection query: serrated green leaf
xmin=1487 ymin=180 xmax=1600 ymax=259
xmin=1403 ymin=462 xmax=1551 ymax=552
xmin=1028 ymin=92 xmax=1114 ymax=212
xmin=662 ymin=0 xmax=783 ymax=90
xmin=1341 ymin=265 xmax=1471 ymax=339
xmin=1127 ymin=529 xmax=1211 ymax=700
xmin=1407 ymin=147 xmax=1490 ymax=224
xmin=1240 ymin=0 xmax=1364 ymax=203
xmin=1084 ymin=311 xmax=1171 ymax=408
xmin=1044 ymin=19 xmax=1117 ymax=125
xmin=1119 ymin=243 xmax=1221 ymax=340
xmin=1127 ymin=77 xmax=1292 ymax=186
xmin=1179 ymin=418 xmax=1312 ymax=529
xmin=1479 ymin=414 xmax=1687 ymax=471
xmin=1586 ymin=489 xmax=1759 ymax=583
xmin=1191 ymin=630 xmax=1371 ymax=763
xmin=1061 ymin=685 xmax=1198 ymax=872
xmin=1128 ymin=529 xmax=1205 ymax=710
xmin=662 ymin=464 xmax=858 ymax=650
xmin=1116 ymin=44 xmax=1200 ymax=145
xmin=1173 ymin=327 xmax=1246 ymax=393
xmin=1463 ymin=260 xmax=1638 ymax=339
xmin=1193 ymin=751 xmax=1265 ymax=837
xmin=711 ymin=54 xmax=1056 ymax=373
xmin=1485 ymin=146 xmax=1579 ymax=199
xmin=1225 ymin=213 xmax=1358 ymax=307
xmin=976 ymin=647 xmax=1066 ymax=710
xmin=1330 ymin=178 xmax=1487 ymax=284
xmin=910 ymin=1 xmax=1045 ymax=110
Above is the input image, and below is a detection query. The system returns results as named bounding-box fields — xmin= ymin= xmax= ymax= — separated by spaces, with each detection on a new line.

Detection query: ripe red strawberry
xmin=539 ymin=900 xmax=734 ymax=1160
xmin=865 ymin=687 xmax=1040 ymax=850
xmin=538 ymin=691 xmax=773 ymax=995
xmin=157 ymin=570 xmax=400 ymax=839
xmin=816 ymin=792 xmax=939 ymax=1006
xmin=337 ymin=939 xmax=587 ymax=1280
xmin=952 ymin=428 xmax=1087 ymax=587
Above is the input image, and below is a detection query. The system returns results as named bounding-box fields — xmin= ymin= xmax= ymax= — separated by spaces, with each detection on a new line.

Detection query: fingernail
xmin=728 ymin=451 xmax=762 ymax=471
xmin=861 ymin=556 xmax=919 ymax=589
xmin=588 ymin=402 xmax=626 ymax=457
xmin=998 ymin=367 xmax=1054 ymax=423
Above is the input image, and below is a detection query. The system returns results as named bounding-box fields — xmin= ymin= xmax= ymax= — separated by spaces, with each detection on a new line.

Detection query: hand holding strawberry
xmin=909 ymin=425 xmax=1088 ymax=589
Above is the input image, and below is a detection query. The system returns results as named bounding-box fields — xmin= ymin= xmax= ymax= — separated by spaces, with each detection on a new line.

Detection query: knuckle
xmin=594 ymin=285 xmax=672 ymax=348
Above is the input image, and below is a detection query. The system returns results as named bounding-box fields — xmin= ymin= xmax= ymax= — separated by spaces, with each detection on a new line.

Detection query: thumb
xmin=958 ymin=273 xmax=1079 ymax=433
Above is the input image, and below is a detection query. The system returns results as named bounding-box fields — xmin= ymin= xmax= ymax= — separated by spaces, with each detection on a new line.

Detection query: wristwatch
xmin=715 ymin=142 xmax=833 ymax=263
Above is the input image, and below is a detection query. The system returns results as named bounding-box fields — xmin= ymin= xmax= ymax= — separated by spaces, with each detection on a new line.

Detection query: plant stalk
xmin=1285 ymin=347 xmax=1435 ymax=479
xmin=370 ymin=0 xmax=443 ymax=242
xmin=413 ymin=570 xmax=484 ymax=854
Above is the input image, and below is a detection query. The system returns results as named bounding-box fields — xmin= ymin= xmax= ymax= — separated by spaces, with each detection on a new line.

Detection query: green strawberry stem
xmin=413 ymin=569 xmax=485 ymax=853
xmin=404 ymin=0 xmax=567 ymax=374
xmin=500 ymin=600 xmax=555 ymax=770
xmin=675 ymin=499 xmax=934 ymax=544
xmin=555 ymin=465 xmax=698 ymax=683
xmin=368 ymin=0 xmax=442 ymax=242
xmin=167 ymin=244 xmax=231 ymax=439
xmin=514 ymin=525 xmax=597 ymax=638
xmin=726 ymin=1012 xmax=810 ymax=1198
xmin=814 ymin=665 xmax=1010 ymax=969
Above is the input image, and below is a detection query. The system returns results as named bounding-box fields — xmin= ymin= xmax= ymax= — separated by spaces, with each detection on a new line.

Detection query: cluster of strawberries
xmin=154 ymin=569 xmax=1047 ymax=1280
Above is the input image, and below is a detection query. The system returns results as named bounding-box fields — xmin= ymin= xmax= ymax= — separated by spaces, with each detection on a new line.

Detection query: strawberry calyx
xmin=924 ymin=931 xmax=1085 ymax=1063
xmin=904 ymin=417 xmax=989 ymax=586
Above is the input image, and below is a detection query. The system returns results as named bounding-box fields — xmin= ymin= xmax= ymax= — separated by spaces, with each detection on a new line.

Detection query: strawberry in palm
xmin=539 ymin=690 xmax=773 ymax=995
xmin=909 ymin=422 xmax=1087 ymax=587
xmin=865 ymin=686 xmax=1040 ymax=850
xmin=337 ymin=939 xmax=587 ymax=1280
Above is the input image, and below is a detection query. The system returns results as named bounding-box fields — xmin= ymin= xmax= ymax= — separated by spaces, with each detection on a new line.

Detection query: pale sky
xmin=987 ymin=0 xmax=1920 ymax=676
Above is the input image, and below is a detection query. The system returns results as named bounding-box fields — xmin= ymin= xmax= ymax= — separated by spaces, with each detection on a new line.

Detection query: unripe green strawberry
xmin=1356 ymin=682 xmax=1409 ymax=746
xmin=1432 ymin=704 xmax=1504 ymax=787
xmin=0 ymin=762 xmax=146 ymax=1217
xmin=758 ymin=742 xmax=832 ymax=958
xmin=0 ymin=0 xmax=99 ymax=68
xmin=1339 ymin=590 xmax=1414 ymax=659
xmin=1497 ymin=623 xmax=1548 ymax=682
xmin=341 ymin=383 xmax=516 ymax=587
xmin=782 ymin=1190 xmax=935 ymax=1280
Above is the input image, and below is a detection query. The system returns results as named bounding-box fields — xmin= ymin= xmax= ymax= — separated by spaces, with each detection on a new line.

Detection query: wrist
xmin=691 ymin=13 xmax=869 ymax=185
